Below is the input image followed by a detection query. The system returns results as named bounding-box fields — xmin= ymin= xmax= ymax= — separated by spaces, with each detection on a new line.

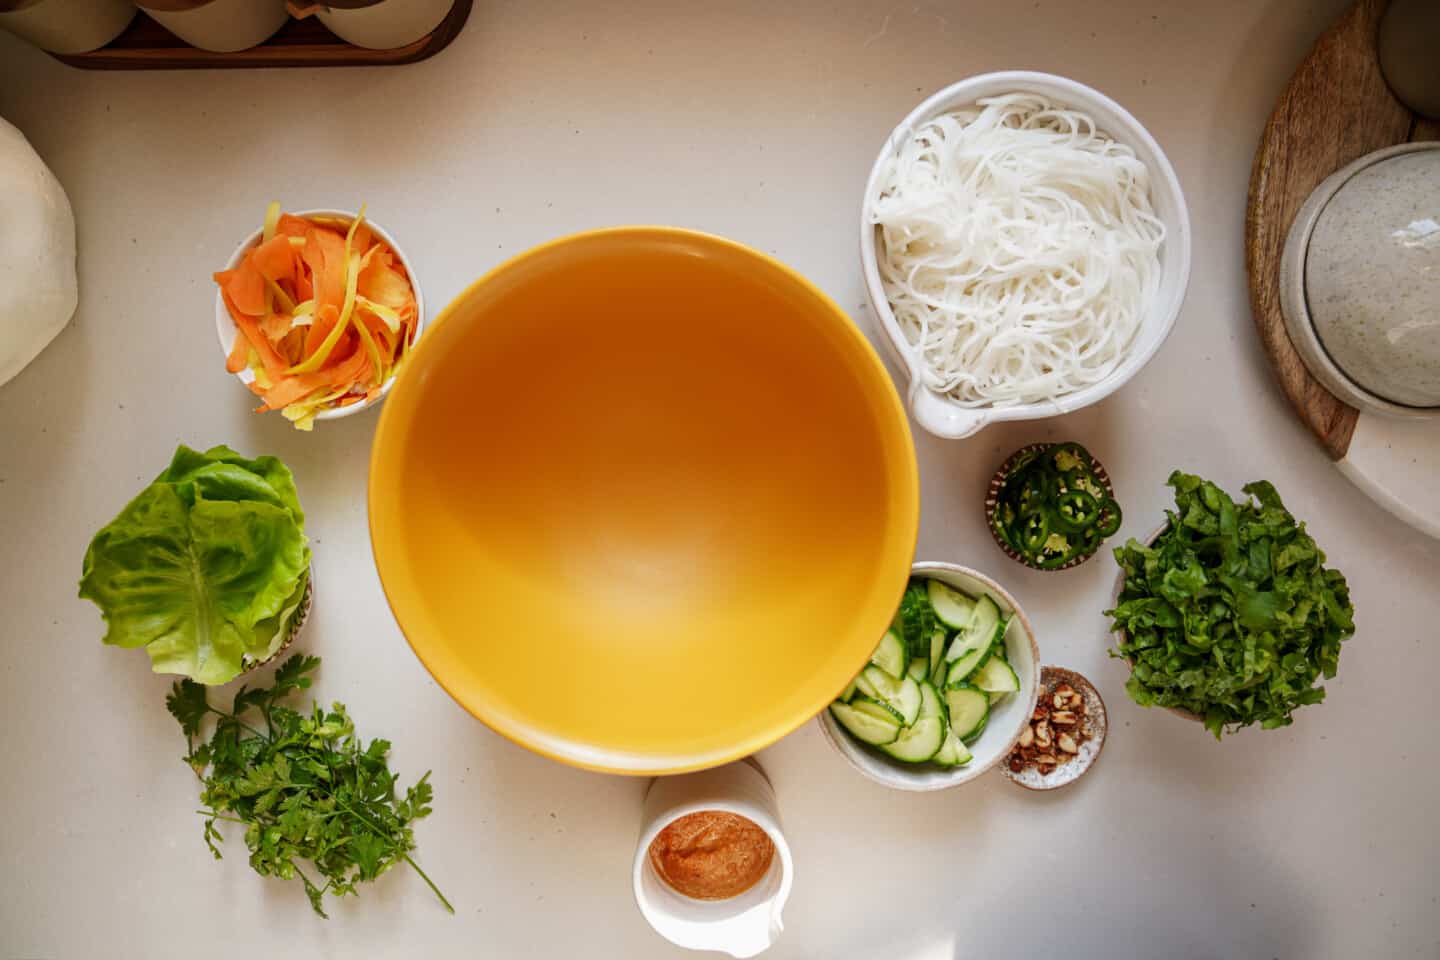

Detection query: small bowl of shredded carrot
xmin=214 ymin=204 xmax=423 ymax=430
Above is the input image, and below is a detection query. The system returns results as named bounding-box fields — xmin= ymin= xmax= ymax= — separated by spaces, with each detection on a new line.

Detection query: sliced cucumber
xmin=944 ymin=686 xmax=990 ymax=742
xmin=849 ymin=694 xmax=904 ymax=725
xmin=829 ymin=701 xmax=901 ymax=746
xmin=906 ymin=657 xmax=929 ymax=683
xmin=870 ymin=629 xmax=907 ymax=680
xmin=917 ymin=681 xmax=943 ymax=722
xmin=994 ymin=618 xmax=1014 ymax=661
xmin=944 ymin=595 xmax=1002 ymax=664
xmin=926 ymin=579 xmax=977 ymax=629
xmin=931 ymin=728 xmax=973 ymax=767
xmin=987 ymin=690 xmax=1010 ymax=706
xmin=839 ymin=679 xmax=857 ymax=702
xmin=880 ymin=716 xmax=945 ymax=763
xmin=971 ymin=655 xmax=1020 ymax=694
xmin=945 ymin=642 xmax=991 ymax=686
xmin=927 ymin=628 xmax=946 ymax=681
xmin=859 ymin=666 xmax=922 ymax=726
xmin=946 ymin=594 xmax=1002 ymax=662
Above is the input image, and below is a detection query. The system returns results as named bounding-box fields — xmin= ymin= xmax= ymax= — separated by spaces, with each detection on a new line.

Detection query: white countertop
xmin=2 ymin=2 xmax=1438 ymax=958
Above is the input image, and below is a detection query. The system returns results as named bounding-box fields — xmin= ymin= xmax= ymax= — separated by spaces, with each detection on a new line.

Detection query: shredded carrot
xmin=214 ymin=203 xmax=419 ymax=429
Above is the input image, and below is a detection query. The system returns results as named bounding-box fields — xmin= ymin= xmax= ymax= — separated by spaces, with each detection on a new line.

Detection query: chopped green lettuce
xmin=79 ymin=445 xmax=310 ymax=685
xmin=1107 ymin=472 xmax=1355 ymax=738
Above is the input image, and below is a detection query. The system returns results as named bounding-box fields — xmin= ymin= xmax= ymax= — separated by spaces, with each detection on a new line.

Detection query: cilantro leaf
xmin=166 ymin=679 xmax=211 ymax=739
xmin=270 ymin=653 xmax=320 ymax=698
xmin=172 ymin=654 xmax=452 ymax=917
xmin=231 ymin=684 xmax=269 ymax=717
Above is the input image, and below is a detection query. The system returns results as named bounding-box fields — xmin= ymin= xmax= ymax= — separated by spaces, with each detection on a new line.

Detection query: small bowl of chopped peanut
xmin=999 ymin=666 xmax=1107 ymax=790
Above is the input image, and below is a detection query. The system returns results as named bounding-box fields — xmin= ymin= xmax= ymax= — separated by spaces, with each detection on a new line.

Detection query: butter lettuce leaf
xmin=79 ymin=445 xmax=309 ymax=685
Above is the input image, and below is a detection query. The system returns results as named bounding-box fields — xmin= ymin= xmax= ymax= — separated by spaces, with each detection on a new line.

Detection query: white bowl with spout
xmin=860 ymin=70 xmax=1192 ymax=440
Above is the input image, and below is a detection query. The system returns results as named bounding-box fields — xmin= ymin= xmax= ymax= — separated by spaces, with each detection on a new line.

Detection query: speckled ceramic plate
xmin=999 ymin=666 xmax=1107 ymax=791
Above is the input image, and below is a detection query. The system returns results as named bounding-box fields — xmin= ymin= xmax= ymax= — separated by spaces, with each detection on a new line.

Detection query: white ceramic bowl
xmin=859 ymin=70 xmax=1193 ymax=439
xmin=818 ymin=562 xmax=1041 ymax=791
xmin=1279 ymin=142 xmax=1440 ymax=418
xmin=214 ymin=208 xmax=425 ymax=422
xmin=633 ymin=759 xmax=794 ymax=959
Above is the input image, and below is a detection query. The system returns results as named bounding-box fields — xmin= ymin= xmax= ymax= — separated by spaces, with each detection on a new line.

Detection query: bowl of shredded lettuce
xmin=79 ymin=444 xmax=311 ymax=685
xmin=1106 ymin=472 xmax=1356 ymax=738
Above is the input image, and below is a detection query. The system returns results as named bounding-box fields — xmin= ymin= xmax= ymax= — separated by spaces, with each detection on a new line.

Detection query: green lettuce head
xmin=79 ymin=444 xmax=311 ymax=685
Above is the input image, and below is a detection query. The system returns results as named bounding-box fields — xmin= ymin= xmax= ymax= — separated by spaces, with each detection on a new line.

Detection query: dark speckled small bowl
xmin=984 ymin=443 xmax=1117 ymax=572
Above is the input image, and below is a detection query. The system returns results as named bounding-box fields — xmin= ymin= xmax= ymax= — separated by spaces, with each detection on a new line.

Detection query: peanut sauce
xmin=648 ymin=810 xmax=775 ymax=900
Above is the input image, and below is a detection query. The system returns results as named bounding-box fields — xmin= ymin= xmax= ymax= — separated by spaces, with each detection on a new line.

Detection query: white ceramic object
xmin=214 ymin=208 xmax=424 ymax=422
xmin=138 ymin=0 xmax=289 ymax=53
xmin=0 ymin=116 xmax=77 ymax=389
xmin=316 ymin=0 xmax=450 ymax=50
xmin=1279 ymin=142 xmax=1440 ymax=416
xmin=1337 ymin=414 xmax=1440 ymax=540
xmin=633 ymin=760 xmax=793 ymax=959
xmin=0 ymin=0 xmax=134 ymax=53
xmin=860 ymin=70 xmax=1193 ymax=440
xmin=818 ymin=562 xmax=1041 ymax=792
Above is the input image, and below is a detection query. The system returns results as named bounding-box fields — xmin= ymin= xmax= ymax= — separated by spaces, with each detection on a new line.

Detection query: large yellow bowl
xmin=368 ymin=227 xmax=919 ymax=774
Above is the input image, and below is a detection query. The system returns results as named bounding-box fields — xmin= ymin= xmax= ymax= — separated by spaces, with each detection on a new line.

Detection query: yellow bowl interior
xmin=369 ymin=227 xmax=918 ymax=773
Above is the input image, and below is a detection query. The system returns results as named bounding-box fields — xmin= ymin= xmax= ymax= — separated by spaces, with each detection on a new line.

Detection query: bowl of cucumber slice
xmin=819 ymin=562 xmax=1040 ymax=791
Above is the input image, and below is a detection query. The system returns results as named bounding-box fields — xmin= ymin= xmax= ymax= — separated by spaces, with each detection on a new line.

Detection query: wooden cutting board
xmin=1245 ymin=0 xmax=1439 ymax=462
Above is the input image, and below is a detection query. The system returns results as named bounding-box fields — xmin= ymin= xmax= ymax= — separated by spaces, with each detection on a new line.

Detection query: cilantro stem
xmin=203 ymin=705 xmax=269 ymax=741
xmin=336 ymin=797 xmax=453 ymax=913
xmin=401 ymin=852 xmax=455 ymax=914
xmin=197 ymin=810 xmax=248 ymax=825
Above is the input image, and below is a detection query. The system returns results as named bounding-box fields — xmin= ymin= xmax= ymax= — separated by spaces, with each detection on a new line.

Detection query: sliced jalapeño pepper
xmin=1095 ymin=498 xmax=1123 ymax=537
xmin=992 ymin=441 xmax=1121 ymax=568
xmin=1047 ymin=442 xmax=1093 ymax=474
xmin=1036 ymin=534 xmax=1081 ymax=568
xmin=1053 ymin=489 xmax=1101 ymax=532
xmin=1019 ymin=509 xmax=1050 ymax=554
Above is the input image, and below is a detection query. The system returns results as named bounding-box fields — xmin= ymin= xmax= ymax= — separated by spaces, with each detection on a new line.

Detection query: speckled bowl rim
xmin=999 ymin=665 xmax=1108 ymax=790
xmin=984 ymin=443 xmax=1117 ymax=572
xmin=1278 ymin=142 xmax=1440 ymax=420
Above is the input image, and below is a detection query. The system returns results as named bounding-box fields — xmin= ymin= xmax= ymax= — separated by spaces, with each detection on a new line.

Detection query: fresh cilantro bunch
xmin=165 ymin=655 xmax=453 ymax=917
xmin=1107 ymin=472 xmax=1356 ymax=738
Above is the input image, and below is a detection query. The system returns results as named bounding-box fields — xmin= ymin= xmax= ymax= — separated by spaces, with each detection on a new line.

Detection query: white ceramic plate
xmin=1338 ymin=415 xmax=1440 ymax=540
xmin=818 ymin=562 xmax=1041 ymax=792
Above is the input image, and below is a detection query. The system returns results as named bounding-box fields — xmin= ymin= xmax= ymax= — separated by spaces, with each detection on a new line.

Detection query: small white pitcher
xmin=633 ymin=759 xmax=793 ymax=958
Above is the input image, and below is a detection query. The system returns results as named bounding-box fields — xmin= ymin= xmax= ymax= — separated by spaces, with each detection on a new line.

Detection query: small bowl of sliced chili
xmin=985 ymin=442 xmax=1122 ymax=571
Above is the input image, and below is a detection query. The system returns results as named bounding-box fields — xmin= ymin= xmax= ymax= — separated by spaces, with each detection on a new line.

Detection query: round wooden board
xmin=1245 ymin=0 xmax=1440 ymax=461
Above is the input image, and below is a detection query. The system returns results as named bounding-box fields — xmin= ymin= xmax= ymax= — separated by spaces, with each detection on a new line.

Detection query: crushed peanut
xmin=1008 ymin=680 xmax=1089 ymax=776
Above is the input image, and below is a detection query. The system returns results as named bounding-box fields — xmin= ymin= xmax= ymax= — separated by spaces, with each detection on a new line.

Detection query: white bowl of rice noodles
xmin=860 ymin=71 xmax=1191 ymax=439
